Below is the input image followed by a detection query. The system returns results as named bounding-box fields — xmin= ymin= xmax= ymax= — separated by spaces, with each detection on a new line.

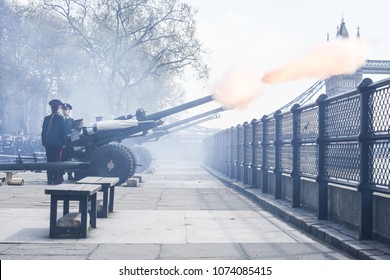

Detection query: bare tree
xmin=0 ymin=0 xmax=39 ymax=133
xmin=0 ymin=0 xmax=89 ymax=133
xmin=42 ymin=0 xmax=209 ymax=114
xmin=0 ymin=0 xmax=208 ymax=134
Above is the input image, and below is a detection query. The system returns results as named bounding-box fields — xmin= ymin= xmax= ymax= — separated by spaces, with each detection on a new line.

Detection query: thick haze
xmin=182 ymin=0 xmax=390 ymax=129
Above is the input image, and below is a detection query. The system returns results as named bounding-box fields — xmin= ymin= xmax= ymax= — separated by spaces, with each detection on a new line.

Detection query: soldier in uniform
xmin=63 ymin=103 xmax=75 ymax=180
xmin=41 ymin=99 xmax=66 ymax=185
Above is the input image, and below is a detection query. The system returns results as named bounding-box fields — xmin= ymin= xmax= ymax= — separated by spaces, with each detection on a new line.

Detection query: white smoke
xmin=212 ymin=67 xmax=264 ymax=109
xmin=262 ymin=38 xmax=370 ymax=83
xmin=212 ymin=38 xmax=370 ymax=108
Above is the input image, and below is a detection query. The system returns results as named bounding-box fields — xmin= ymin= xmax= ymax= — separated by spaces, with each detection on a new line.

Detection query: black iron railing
xmin=203 ymin=77 xmax=390 ymax=240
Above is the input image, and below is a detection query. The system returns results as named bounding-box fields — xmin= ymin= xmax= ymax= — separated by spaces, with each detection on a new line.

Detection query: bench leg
xmin=79 ymin=196 xmax=88 ymax=238
xmin=109 ymin=186 xmax=115 ymax=213
xmin=63 ymin=199 xmax=70 ymax=215
xmin=5 ymin=172 xmax=13 ymax=182
xmin=49 ymin=196 xmax=58 ymax=238
xmin=90 ymin=193 xmax=97 ymax=228
xmin=101 ymin=188 xmax=109 ymax=218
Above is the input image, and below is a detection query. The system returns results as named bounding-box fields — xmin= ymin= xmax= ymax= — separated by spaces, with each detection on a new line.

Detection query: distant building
xmin=325 ymin=17 xmax=363 ymax=97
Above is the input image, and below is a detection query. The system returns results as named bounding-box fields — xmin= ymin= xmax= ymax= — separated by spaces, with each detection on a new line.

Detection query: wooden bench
xmin=76 ymin=176 xmax=119 ymax=218
xmin=45 ymin=184 xmax=101 ymax=238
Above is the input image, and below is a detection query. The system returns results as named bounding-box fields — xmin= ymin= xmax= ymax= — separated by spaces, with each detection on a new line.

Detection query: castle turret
xmin=325 ymin=17 xmax=363 ymax=97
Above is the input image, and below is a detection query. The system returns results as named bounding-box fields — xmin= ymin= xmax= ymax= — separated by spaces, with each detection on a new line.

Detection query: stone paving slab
xmin=204 ymin=165 xmax=390 ymax=260
xmin=0 ymin=160 xmax=363 ymax=260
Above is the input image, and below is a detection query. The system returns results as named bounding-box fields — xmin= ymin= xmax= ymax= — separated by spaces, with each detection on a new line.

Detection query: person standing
xmin=63 ymin=103 xmax=75 ymax=180
xmin=41 ymin=99 xmax=66 ymax=185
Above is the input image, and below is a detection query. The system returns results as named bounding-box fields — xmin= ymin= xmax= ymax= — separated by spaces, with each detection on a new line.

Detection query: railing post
xmin=221 ymin=132 xmax=225 ymax=173
xmin=316 ymin=94 xmax=328 ymax=220
xmin=357 ymin=78 xmax=374 ymax=240
xmin=261 ymin=115 xmax=269 ymax=193
xmin=219 ymin=132 xmax=224 ymax=173
xmin=291 ymin=103 xmax=301 ymax=208
xmin=274 ymin=110 xmax=282 ymax=199
xmin=218 ymin=131 xmax=222 ymax=173
xmin=229 ymin=127 xmax=235 ymax=178
xmin=235 ymin=124 xmax=241 ymax=180
xmin=243 ymin=122 xmax=249 ymax=184
xmin=251 ymin=119 xmax=258 ymax=188
xmin=208 ymin=136 xmax=214 ymax=168
xmin=214 ymin=132 xmax=220 ymax=171
xmin=224 ymin=129 xmax=229 ymax=176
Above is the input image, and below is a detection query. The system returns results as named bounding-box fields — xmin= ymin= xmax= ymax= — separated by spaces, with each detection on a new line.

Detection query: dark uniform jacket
xmin=64 ymin=116 xmax=75 ymax=136
xmin=41 ymin=113 xmax=66 ymax=146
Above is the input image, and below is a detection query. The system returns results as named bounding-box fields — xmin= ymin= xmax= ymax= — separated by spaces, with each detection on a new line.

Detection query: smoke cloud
xmin=212 ymin=38 xmax=370 ymax=108
xmin=212 ymin=67 xmax=264 ymax=109
xmin=262 ymin=38 xmax=370 ymax=83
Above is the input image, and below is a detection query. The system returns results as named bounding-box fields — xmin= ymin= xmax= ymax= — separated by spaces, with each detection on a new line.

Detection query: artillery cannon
xmin=0 ymin=95 xmax=223 ymax=185
xmin=66 ymin=95 xmax=223 ymax=184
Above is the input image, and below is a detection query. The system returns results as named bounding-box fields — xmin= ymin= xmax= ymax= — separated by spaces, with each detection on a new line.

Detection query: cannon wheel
xmin=89 ymin=144 xmax=136 ymax=185
xmin=120 ymin=145 xmax=137 ymax=178
xmin=131 ymin=145 xmax=152 ymax=173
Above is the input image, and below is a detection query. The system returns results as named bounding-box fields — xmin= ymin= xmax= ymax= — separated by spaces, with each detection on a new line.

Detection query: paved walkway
xmin=0 ymin=160 xmax=387 ymax=260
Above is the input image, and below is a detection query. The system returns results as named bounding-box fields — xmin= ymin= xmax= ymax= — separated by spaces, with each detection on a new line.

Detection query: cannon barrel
xmin=128 ymin=107 xmax=223 ymax=144
xmin=168 ymin=114 xmax=219 ymax=134
xmin=156 ymin=106 xmax=224 ymax=131
xmin=132 ymin=111 xmax=220 ymax=144
xmin=69 ymin=95 xmax=217 ymax=148
xmin=144 ymin=95 xmax=213 ymax=121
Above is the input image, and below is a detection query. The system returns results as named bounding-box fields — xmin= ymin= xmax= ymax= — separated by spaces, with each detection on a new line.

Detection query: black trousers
xmin=62 ymin=145 xmax=74 ymax=179
xmin=45 ymin=145 xmax=63 ymax=184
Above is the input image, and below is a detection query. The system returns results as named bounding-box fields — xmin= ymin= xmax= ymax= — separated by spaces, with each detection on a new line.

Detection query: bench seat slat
xmin=45 ymin=184 xmax=101 ymax=196
xmin=76 ymin=176 xmax=102 ymax=184
xmin=96 ymin=177 xmax=119 ymax=186
xmin=77 ymin=176 xmax=119 ymax=186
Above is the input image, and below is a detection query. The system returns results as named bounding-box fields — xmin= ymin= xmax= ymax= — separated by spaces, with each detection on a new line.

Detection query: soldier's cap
xmin=48 ymin=99 xmax=64 ymax=108
xmin=63 ymin=103 xmax=72 ymax=110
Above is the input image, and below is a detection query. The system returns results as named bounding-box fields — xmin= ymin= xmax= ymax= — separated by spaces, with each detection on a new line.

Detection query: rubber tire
xmin=131 ymin=145 xmax=152 ymax=173
xmin=90 ymin=144 xmax=135 ymax=185
xmin=120 ymin=145 xmax=137 ymax=178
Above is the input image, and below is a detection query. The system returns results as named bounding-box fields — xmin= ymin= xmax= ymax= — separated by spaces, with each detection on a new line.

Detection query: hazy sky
xmin=182 ymin=0 xmax=390 ymax=128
